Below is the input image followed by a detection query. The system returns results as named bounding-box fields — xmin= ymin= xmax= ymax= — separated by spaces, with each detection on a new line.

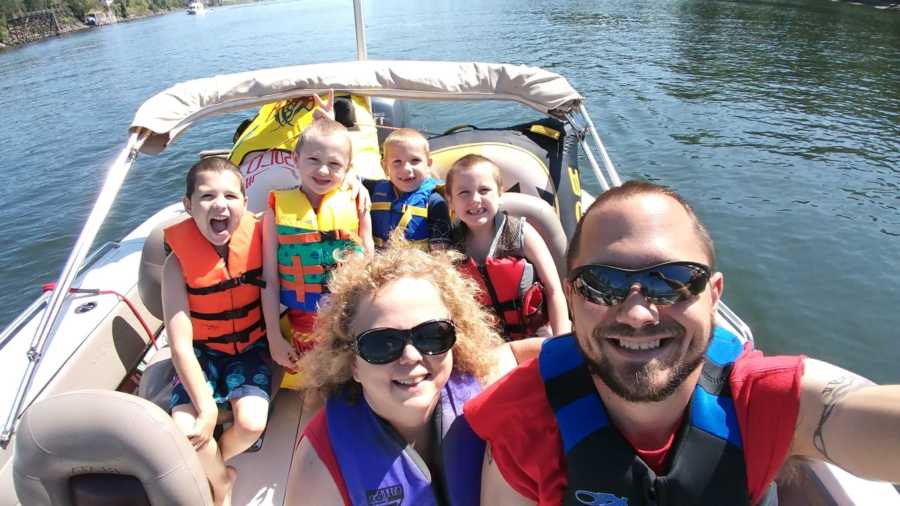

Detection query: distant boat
xmin=186 ymin=1 xmax=207 ymax=14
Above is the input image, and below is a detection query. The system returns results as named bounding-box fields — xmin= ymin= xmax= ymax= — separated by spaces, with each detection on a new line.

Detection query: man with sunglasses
xmin=466 ymin=180 xmax=900 ymax=505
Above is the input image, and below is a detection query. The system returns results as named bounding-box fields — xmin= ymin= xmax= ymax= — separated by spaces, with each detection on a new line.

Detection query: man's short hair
xmin=565 ymin=180 xmax=716 ymax=273
xmin=294 ymin=118 xmax=353 ymax=160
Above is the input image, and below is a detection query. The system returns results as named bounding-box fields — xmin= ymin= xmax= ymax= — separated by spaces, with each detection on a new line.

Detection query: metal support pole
xmin=0 ymin=131 xmax=146 ymax=447
xmin=353 ymin=0 xmax=368 ymax=61
xmin=352 ymin=0 xmax=371 ymax=111
xmin=579 ymin=103 xmax=622 ymax=187
xmin=578 ymin=138 xmax=611 ymax=192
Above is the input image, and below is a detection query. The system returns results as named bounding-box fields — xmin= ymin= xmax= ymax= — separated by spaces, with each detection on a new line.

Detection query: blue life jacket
xmin=538 ymin=327 xmax=777 ymax=506
xmin=370 ymin=178 xmax=439 ymax=247
xmin=327 ymin=371 xmax=485 ymax=506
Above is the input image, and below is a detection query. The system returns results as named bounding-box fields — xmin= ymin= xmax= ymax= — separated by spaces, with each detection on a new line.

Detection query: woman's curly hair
xmin=298 ymin=238 xmax=504 ymax=396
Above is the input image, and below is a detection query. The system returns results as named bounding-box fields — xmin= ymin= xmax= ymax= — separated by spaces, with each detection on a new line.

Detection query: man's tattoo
xmin=813 ymin=375 xmax=870 ymax=462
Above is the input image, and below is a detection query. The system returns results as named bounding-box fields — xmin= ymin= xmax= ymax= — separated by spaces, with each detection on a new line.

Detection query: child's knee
xmin=171 ymin=405 xmax=198 ymax=434
xmin=232 ymin=395 xmax=269 ymax=434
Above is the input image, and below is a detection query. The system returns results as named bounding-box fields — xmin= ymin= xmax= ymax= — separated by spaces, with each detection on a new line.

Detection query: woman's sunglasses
xmin=352 ymin=319 xmax=457 ymax=365
xmin=569 ymin=261 xmax=711 ymax=306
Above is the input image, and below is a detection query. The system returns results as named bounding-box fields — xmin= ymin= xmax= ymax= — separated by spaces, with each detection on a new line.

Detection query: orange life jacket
xmin=164 ymin=214 xmax=266 ymax=355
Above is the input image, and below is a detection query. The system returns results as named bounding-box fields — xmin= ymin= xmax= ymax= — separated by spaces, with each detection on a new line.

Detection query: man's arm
xmin=791 ymin=358 xmax=900 ymax=482
xmin=481 ymin=445 xmax=537 ymax=506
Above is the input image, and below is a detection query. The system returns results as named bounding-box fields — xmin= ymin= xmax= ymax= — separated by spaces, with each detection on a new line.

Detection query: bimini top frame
xmin=128 ymin=59 xmax=622 ymax=190
xmin=130 ymin=60 xmax=583 ymax=153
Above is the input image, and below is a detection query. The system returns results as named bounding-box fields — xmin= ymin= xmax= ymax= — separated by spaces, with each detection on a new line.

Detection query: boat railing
xmin=1 ymin=131 xmax=147 ymax=447
xmin=0 ymin=241 xmax=121 ymax=353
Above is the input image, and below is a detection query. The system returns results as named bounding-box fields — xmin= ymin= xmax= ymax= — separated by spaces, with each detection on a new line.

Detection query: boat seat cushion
xmin=138 ymin=214 xmax=188 ymax=321
xmin=137 ymin=347 xmax=176 ymax=412
xmin=13 ymin=390 xmax=212 ymax=506
xmin=499 ymin=192 xmax=568 ymax=282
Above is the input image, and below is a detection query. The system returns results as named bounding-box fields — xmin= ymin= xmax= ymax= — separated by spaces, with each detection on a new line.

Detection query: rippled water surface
xmin=1 ymin=0 xmax=898 ymax=381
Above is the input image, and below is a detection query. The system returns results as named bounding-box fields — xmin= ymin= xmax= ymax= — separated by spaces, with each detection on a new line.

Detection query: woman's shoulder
xmin=286 ymin=419 xmax=347 ymax=505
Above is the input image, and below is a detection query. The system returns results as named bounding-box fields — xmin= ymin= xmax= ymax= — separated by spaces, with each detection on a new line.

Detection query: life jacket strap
xmin=190 ymin=298 xmax=261 ymax=321
xmin=185 ymin=268 xmax=265 ymax=295
xmin=278 ymin=229 xmax=360 ymax=245
xmin=203 ymin=319 xmax=266 ymax=345
xmin=397 ymin=204 xmax=428 ymax=234
xmin=279 ymin=257 xmax=325 ymax=302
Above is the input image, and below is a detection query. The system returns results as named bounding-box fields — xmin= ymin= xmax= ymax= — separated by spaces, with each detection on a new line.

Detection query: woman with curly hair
xmin=284 ymin=240 xmax=542 ymax=505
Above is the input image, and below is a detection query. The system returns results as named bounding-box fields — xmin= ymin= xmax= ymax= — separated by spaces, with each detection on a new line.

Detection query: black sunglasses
xmin=569 ymin=261 xmax=711 ymax=306
xmin=352 ymin=319 xmax=457 ymax=365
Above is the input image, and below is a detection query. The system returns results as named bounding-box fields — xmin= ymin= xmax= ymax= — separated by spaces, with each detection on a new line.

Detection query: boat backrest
xmin=499 ymin=192 xmax=568 ymax=283
xmin=13 ymin=390 xmax=212 ymax=506
xmin=137 ymin=214 xmax=188 ymax=322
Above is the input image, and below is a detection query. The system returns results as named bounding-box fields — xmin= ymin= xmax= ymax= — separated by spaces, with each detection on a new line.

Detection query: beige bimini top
xmin=128 ymin=60 xmax=583 ymax=155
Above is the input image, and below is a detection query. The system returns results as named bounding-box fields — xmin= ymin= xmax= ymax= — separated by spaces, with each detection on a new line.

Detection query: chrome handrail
xmin=0 ymin=241 xmax=120 ymax=352
xmin=1 ymin=131 xmax=147 ymax=447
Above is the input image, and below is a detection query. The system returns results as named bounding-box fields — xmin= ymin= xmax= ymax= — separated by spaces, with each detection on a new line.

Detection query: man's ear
xmin=563 ymin=279 xmax=576 ymax=315
xmin=708 ymin=271 xmax=724 ymax=309
xmin=182 ymin=196 xmax=191 ymax=213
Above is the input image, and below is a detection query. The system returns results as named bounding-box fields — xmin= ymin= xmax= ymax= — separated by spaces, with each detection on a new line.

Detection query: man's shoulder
xmin=730 ymin=347 xmax=805 ymax=385
xmin=728 ymin=347 xmax=805 ymax=414
xmin=465 ymin=358 xmax=552 ymax=438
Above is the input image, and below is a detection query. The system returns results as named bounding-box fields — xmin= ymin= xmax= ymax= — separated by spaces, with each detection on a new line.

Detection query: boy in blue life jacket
xmin=364 ymin=128 xmax=452 ymax=250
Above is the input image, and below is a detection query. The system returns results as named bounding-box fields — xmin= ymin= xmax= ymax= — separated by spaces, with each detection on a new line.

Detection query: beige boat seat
xmin=13 ymin=390 xmax=212 ymax=506
xmin=138 ymin=214 xmax=188 ymax=322
xmin=498 ymin=192 xmax=568 ymax=284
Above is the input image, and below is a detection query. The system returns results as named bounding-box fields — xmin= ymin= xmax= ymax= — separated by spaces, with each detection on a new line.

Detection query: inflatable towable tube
xmin=428 ymin=118 xmax=584 ymax=239
xmin=228 ymin=94 xmax=386 ymax=213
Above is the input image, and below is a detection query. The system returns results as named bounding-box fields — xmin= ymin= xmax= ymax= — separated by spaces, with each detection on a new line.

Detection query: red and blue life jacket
xmin=538 ymin=327 xmax=778 ymax=506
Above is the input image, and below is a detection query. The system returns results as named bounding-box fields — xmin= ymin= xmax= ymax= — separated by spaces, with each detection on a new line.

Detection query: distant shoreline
xmin=0 ymin=1 xmax=255 ymax=51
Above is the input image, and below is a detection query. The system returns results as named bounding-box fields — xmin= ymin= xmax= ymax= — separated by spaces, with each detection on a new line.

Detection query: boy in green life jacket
xmin=261 ymin=118 xmax=374 ymax=374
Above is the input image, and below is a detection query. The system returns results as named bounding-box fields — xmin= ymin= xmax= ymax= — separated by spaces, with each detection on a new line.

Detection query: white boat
xmin=2 ymin=6 xmax=898 ymax=506
xmin=187 ymin=1 xmax=207 ymax=15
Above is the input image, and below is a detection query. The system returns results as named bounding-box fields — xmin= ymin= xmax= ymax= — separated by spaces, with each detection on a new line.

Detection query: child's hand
xmin=344 ymin=176 xmax=372 ymax=215
xmin=269 ymin=336 xmax=300 ymax=372
xmin=312 ymin=89 xmax=336 ymax=121
xmin=188 ymin=408 xmax=217 ymax=450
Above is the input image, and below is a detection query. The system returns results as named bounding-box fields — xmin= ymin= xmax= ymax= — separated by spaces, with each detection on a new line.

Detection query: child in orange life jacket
xmin=364 ymin=128 xmax=452 ymax=250
xmin=445 ymin=154 xmax=571 ymax=339
xmin=261 ymin=118 xmax=374 ymax=371
xmin=161 ymin=157 xmax=271 ymax=506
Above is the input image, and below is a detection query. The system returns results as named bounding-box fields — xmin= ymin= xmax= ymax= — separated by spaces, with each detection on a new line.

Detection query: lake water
xmin=0 ymin=0 xmax=898 ymax=381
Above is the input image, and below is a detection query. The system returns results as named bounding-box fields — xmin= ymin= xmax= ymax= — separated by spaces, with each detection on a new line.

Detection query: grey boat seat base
xmin=13 ymin=390 xmax=213 ymax=506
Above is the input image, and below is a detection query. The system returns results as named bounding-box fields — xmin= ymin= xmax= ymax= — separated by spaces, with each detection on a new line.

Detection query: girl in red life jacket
xmin=445 ymin=154 xmax=571 ymax=339
xmin=161 ymin=158 xmax=272 ymax=506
